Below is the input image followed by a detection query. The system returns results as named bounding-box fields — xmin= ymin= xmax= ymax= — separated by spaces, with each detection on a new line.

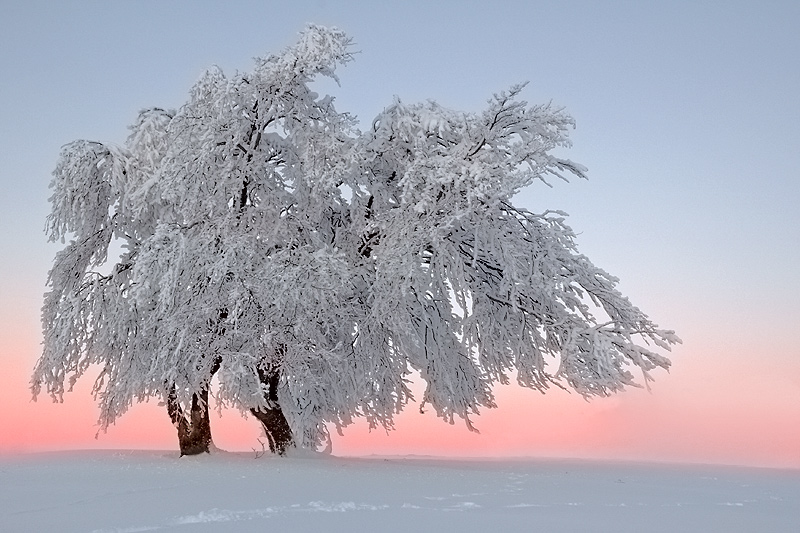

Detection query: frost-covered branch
xmin=35 ymin=25 xmax=678 ymax=454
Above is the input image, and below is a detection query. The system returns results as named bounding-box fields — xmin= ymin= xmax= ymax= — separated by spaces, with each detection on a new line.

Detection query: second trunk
xmin=250 ymin=365 xmax=294 ymax=455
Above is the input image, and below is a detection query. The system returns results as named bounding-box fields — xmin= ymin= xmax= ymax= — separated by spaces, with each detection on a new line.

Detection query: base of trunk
xmin=250 ymin=406 xmax=294 ymax=455
xmin=167 ymin=387 xmax=214 ymax=456
xmin=252 ymin=364 xmax=294 ymax=455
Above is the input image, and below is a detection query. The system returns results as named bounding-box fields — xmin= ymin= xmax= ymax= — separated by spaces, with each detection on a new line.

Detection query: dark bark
xmin=165 ymin=357 xmax=221 ymax=456
xmin=250 ymin=365 xmax=294 ymax=455
xmin=166 ymin=385 xmax=214 ymax=456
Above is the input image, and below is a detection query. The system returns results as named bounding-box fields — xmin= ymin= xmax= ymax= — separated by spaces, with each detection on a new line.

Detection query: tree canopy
xmin=33 ymin=25 xmax=679 ymax=454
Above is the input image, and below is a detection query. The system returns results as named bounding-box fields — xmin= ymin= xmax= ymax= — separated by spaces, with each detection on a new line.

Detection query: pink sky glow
xmin=1 ymin=1 xmax=798 ymax=469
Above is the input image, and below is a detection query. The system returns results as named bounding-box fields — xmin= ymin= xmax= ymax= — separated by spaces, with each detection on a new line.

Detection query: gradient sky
xmin=1 ymin=0 xmax=798 ymax=469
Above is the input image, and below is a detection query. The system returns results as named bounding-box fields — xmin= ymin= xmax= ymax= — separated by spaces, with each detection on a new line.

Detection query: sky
xmin=1 ymin=0 xmax=798 ymax=468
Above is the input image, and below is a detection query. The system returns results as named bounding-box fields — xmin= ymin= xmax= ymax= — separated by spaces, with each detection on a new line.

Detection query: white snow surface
xmin=1 ymin=451 xmax=798 ymax=532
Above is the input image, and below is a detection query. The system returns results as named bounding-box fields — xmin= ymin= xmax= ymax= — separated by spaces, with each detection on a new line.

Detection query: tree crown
xmin=34 ymin=25 xmax=679 ymax=450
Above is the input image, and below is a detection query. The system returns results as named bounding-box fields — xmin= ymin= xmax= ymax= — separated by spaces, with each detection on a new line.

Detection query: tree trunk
xmin=250 ymin=365 xmax=294 ymax=455
xmin=167 ymin=385 xmax=214 ymax=456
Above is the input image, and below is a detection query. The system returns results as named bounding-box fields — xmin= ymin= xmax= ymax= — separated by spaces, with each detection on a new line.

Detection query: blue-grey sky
xmin=2 ymin=1 xmax=798 ymax=466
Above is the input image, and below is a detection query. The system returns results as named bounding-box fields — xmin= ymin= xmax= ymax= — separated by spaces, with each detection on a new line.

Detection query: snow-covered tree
xmin=34 ymin=25 xmax=358 ymax=455
xmin=350 ymin=90 xmax=679 ymax=428
xmin=33 ymin=25 xmax=679 ymax=456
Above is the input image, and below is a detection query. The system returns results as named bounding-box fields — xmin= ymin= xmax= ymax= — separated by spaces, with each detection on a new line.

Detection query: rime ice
xmin=33 ymin=25 xmax=678 ymax=454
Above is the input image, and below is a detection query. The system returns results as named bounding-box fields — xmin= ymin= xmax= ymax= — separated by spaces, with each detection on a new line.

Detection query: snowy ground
xmin=1 ymin=451 xmax=798 ymax=532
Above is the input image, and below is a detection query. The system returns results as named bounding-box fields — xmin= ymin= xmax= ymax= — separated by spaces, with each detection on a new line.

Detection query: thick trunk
xmin=250 ymin=365 xmax=294 ymax=455
xmin=167 ymin=385 xmax=214 ymax=456
xmin=165 ymin=357 xmax=221 ymax=456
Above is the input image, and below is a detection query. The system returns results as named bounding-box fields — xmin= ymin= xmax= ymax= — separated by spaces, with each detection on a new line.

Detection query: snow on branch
xmin=34 ymin=25 xmax=679 ymax=451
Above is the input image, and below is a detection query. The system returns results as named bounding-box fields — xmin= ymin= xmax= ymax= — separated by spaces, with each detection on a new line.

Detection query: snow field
xmin=1 ymin=451 xmax=798 ymax=532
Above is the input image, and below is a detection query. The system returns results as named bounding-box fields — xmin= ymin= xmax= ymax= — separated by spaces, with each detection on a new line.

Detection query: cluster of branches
xmin=32 ymin=25 xmax=679 ymax=455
